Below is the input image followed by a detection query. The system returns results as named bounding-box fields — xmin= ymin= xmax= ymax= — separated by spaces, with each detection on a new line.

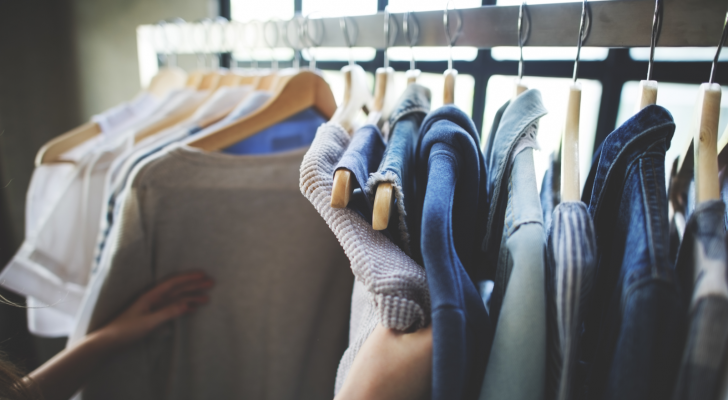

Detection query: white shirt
xmin=0 ymin=89 xmax=209 ymax=337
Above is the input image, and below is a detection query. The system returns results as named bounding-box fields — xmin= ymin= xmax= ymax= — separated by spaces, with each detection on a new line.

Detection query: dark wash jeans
xmin=333 ymin=124 xmax=386 ymax=225
xmin=580 ymin=105 xmax=686 ymax=400
xmin=416 ymin=105 xmax=492 ymax=400
xmin=368 ymin=83 xmax=431 ymax=261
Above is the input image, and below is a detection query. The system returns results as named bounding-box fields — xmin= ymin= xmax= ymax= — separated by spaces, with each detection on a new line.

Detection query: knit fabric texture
xmin=300 ymin=122 xmax=431 ymax=393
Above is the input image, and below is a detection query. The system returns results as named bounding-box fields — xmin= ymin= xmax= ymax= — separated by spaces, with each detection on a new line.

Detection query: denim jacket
xmin=481 ymin=89 xmax=548 ymax=320
xmin=367 ymin=84 xmax=431 ymax=261
xmin=478 ymin=90 xmax=548 ymax=400
xmin=580 ymin=105 xmax=685 ymax=400
xmin=672 ymin=199 xmax=728 ymax=400
xmin=416 ymin=105 xmax=492 ymax=400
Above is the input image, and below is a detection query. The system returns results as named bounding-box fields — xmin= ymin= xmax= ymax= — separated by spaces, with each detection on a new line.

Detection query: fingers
xmin=153 ymin=279 xmax=214 ymax=309
xmin=147 ymin=294 xmax=210 ymax=327
xmin=139 ymin=272 xmax=212 ymax=305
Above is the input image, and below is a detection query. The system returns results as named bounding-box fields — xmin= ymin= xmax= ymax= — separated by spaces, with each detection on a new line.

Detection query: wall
xmin=0 ymin=0 xmax=215 ymax=369
xmin=71 ymin=0 xmax=218 ymax=120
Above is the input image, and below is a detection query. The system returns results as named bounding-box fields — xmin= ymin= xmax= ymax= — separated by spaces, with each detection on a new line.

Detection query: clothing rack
xmin=140 ymin=0 xmax=728 ymax=53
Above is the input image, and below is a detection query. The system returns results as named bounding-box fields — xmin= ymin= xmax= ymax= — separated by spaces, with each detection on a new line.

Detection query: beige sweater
xmin=80 ymin=144 xmax=353 ymax=400
xmin=299 ymin=123 xmax=431 ymax=393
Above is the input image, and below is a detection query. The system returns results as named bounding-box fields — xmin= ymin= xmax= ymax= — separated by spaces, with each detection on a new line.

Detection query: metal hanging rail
xmin=140 ymin=0 xmax=728 ymax=53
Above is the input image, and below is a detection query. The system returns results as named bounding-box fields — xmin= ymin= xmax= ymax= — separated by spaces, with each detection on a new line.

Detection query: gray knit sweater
xmin=299 ymin=122 xmax=431 ymax=393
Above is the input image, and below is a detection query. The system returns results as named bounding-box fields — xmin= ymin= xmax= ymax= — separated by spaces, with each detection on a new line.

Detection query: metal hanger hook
xmin=383 ymin=7 xmax=398 ymax=69
xmin=264 ymin=20 xmax=280 ymax=70
xmin=444 ymin=1 xmax=464 ymax=71
xmin=155 ymin=20 xmax=170 ymax=64
xmin=646 ymin=0 xmax=662 ymax=81
xmin=283 ymin=15 xmax=305 ymax=69
xmin=403 ymin=11 xmax=420 ymax=71
xmin=340 ymin=16 xmax=358 ymax=66
xmin=709 ymin=11 xmax=728 ymax=84
xmin=303 ymin=14 xmax=325 ymax=70
xmin=517 ymin=2 xmax=531 ymax=81
xmin=572 ymin=0 xmax=591 ymax=83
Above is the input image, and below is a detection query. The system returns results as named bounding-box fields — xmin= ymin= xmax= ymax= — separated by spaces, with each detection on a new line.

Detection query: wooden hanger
xmin=561 ymin=0 xmax=588 ymax=202
xmin=562 ymin=83 xmax=582 ymax=201
xmin=186 ymin=70 xmax=206 ymax=88
xmin=147 ymin=67 xmax=188 ymax=99
xmin=36 ymin=68 xmax=188 ymax=165
xmin=185 ymin=69 xmax=336 ymax=151
xmin=443 ymin=69 xmax=458 ymax=105
xmin=694 ymin=83 xmax=722 ymax=203
xmin=329 ymin=63 xmax=372 ymax=208
xmin=133 ymin=70 xmax=244 ymax=144
xmin=369 ymin=68 xmax=397 ymax=228
xmin=678 ymin=11 xmax=727 ymax=198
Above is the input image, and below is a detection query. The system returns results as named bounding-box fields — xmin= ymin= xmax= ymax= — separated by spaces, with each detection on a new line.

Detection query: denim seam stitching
xmin=592 ymin=121 xmax=674 ymax=223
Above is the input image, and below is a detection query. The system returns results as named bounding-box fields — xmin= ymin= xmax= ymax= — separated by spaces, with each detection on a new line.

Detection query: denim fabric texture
xmin=367 ymin=84 xmax=431 ymax=260
xmin=541 ymin=152 xmax=561 ymax=234
xmin=580 ymin=105 xmax=686 ymax=400
xmin=479 ymin=148 xmax=547 ymax=400
xmin=334 ymin=125 xmax=386 ymax=224
xmin=481 ymin=89 xmax=548 ymax=323
xmin=545 ymin=201 xmax=597 ymax=400
xmin=416 ymin=105 xmax=492 ymax=400
xmin=672 ymin=199 xmax=728 ymax=400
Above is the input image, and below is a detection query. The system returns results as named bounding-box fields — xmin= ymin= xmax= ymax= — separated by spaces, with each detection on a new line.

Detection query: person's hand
xmin=95 ymin=272 xmax=214 ymax=348
xmin=335 ymin=323 xmax=433 ymax=400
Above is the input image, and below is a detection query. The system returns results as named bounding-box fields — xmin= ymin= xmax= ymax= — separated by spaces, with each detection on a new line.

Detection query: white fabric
xmin=1 ymin=89 xmax=210 ymax=337
xmin=91 ymin=91 xmax=166 ymax=136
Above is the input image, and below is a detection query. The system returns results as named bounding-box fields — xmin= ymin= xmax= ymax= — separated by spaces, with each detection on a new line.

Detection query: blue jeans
xmin=580 ymin=105 xmax=685 ymax=400
xmin=367 ymin=83 xmax=431 ymax=261
xmin=333 ymin=125 xmax=386 ymax=224
xmin=416 ymin=105 xmax=492 ymax=400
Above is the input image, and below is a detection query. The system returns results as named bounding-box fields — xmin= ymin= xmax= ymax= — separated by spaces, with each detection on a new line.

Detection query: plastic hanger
xmin=442 ymin=2 xmax=463 ymax=105
xmin=561 ymin=0 xmax=589 ymax=202
xmin=636 ymin=0 xmax=661 ymax=111
xmin=514 ymin=2 xmax=530 ymax=97
xmin=330 ymin=16 xmax=375 ymax=208
xmin=403 ymin=10 xmax=421 ymax=85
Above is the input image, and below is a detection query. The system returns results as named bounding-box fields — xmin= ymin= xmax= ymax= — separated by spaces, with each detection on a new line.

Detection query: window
xmin=629 ymin=48 xmax=728 ymax=62
xmin=491 ymin=0 xmax=608 ymax=61
xmin=386 ymin=0 xmax=480 ymax=62
xmin=616 ymin=81 xmax=728 ymax=183
xmin=483 ymin=75 xmax=602 ymax=191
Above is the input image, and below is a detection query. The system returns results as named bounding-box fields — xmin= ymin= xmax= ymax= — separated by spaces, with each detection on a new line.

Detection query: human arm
xmin=25 ymin=272 xmax=213 ymax=400
xmin=334 ymin=323 xmax=433 ymax=400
